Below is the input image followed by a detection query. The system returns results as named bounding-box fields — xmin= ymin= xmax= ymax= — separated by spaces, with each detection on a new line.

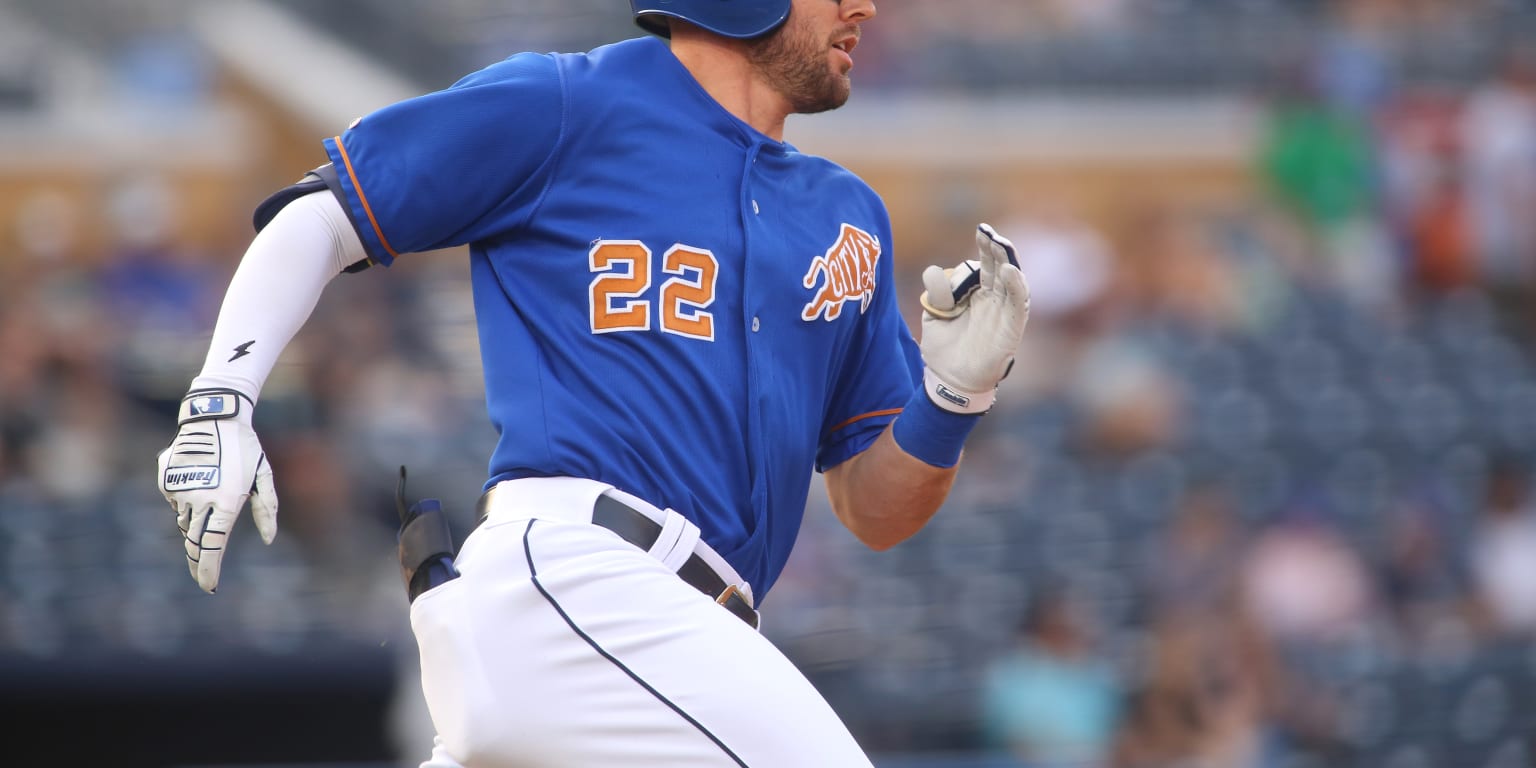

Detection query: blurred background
xmin=4 ymin=0 xmax=1536 ymax=766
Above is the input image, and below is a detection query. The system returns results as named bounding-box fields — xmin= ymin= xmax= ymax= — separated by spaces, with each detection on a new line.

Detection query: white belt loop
xmin=651 ymin=508 xmax=701 ymax=573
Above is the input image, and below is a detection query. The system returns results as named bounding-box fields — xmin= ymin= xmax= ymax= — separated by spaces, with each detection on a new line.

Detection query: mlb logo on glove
xmin=191 ymin=396 xmax=225 ymax=414
xmin=187 ymin=395 xmax=229 ymax=417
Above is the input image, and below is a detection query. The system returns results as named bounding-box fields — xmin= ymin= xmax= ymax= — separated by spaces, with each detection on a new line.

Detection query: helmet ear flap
xmin=635 ymin=12 xmax=672 ymax=38
xmin=629 ymin=0 xmax=792 ymax=40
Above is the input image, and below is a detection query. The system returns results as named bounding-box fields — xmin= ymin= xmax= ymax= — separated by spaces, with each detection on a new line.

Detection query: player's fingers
xmin=156 ymin=447 xmax=172 ymax=497
xmin=977 ymin=223 xmax=1019 ymax=267
xmin=920 ymin=265 xmax=955 ymax=313
xmin=195 ymin=542 xmax=225 ymax=594
xmin=176 ymin=502 xmax=191 ymax=536
xmin=184 ymin=503 xmax=209 ymax=582
xmin=975 ymin=226 xmax=999 ymax=290
xmin=978 ymin=224 xmax=1021 ymax=293
xmin=1000 ymin=264 xmax=1031 ymax=334
xmin=250 ymin=456 xmax=279 ymax=546
xmin=194 ymin=503 xmax=240 ymax=593
xmin=184 ymin=502 xmax=222 ymax=586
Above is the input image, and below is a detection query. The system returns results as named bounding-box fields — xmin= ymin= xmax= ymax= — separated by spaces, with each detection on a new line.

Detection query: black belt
xmin=475 ymin=491 xmax=760 ymax=630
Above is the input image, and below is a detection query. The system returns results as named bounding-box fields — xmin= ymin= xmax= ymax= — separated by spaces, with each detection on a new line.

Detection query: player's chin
xmin=797 ymin=83 xmax=851 ymax=114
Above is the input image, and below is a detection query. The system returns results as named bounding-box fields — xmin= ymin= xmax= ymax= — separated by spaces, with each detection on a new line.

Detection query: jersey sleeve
xmin=815 ymin=223 xmax=923 ymax=472
xmin=322 ymin=52 xmax=565 ymax=266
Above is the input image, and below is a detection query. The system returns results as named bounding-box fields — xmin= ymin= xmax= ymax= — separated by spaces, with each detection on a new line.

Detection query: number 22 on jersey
xmin=589 ymin=240 xmax=717 ymax=341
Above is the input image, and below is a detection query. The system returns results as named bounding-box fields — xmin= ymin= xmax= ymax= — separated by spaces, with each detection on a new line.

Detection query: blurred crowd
xmin=912 ymin=19 xmax=1536 ymax=768
xmin=239 ymin=0 xmax=1536 ymax=96
xmin=3 ymin=1 xmax=1536 ymax=766
xmin=775 ymin=5 xmax=1536 ymax=766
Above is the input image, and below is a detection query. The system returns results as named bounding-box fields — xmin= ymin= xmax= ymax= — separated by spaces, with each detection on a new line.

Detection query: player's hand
xmin=917 ymin=223 xmax=1031 ymax=414
xmin=156 ymin=389 xmax=278 ymax=593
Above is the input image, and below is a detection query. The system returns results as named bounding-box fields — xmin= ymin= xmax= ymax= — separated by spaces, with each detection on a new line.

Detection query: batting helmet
xmin=630 ymin=0 xmax=791 ymax=39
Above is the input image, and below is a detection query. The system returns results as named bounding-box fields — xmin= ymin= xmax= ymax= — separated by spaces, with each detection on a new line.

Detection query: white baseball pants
xmin=409 ymin=477 xmax=874 ymax=767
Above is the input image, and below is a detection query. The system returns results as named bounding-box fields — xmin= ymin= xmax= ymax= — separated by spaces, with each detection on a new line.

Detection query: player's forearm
xmin=825 ymin=427 xmax=958 ymax=551
xmin=191 ymin=192 xmax=362 ymax=399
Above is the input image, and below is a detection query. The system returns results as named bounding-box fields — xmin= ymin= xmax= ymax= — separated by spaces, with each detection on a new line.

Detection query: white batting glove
xmin=156 ymin=389 xmax=278 ymax=593
xmin=917 ymin=223 xmax=1031 ymax=414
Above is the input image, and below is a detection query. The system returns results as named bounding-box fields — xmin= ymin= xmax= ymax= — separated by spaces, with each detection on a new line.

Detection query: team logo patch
xmin=186 ymin=395 xmax=231 ymax=418
xmin=801 ymin=223 xmax=881 ymax=322
xmin=164 ymin=466 xmax=221 ymax=491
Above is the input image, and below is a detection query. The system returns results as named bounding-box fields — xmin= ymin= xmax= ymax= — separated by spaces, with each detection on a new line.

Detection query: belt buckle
xmin=715 ymin=583 xmax=748 ymax=608
xmin=715 ymin=584 xmax=761 ymax=630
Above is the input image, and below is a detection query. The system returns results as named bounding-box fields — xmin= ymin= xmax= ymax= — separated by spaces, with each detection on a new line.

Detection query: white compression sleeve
xmin=190 ymin=191 xmax=367 ymax=401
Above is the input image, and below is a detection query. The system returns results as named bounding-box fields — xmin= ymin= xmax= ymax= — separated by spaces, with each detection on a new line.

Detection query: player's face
xmin=748 ymin=0 xmax=876 ymax=114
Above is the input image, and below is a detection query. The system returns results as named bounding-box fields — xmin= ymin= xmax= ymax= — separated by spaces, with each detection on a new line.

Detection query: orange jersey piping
xmin=332 ymin=135 xmax=400 ymax=260
xmin=830 ymin=407 xmax=903 ymax=433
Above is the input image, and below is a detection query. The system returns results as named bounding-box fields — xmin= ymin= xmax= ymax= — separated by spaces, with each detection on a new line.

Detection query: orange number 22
xmin=589 ymin=241 xmax=717 ymax=341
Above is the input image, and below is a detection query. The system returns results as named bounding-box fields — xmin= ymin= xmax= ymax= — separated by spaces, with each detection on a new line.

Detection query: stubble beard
xmin=747 ymin=17 xmax=851 ymax=115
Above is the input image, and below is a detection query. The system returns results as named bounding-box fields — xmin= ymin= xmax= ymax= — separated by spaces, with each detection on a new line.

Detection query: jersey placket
xmin=736 ymin=140 xmax=773 ymax=569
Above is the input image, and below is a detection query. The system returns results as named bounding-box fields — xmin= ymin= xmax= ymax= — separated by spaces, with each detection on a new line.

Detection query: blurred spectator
xmin=96 ymin=173 xmax=225 ymax=407
xmin=1375 ymin=91 xmax=1469 ymax=302
xmin=990 ymin=202 xmax=1119 ymax=409
xmin=1132 ymin=206 xmax=1247 ymax=333
xmin=264 ymin=432 xmax=381 ymax=587
xmin=981 ymin=588 xmax=1122 ymax=768
xmin=1377 ymin=499 xmax=1476 ymax=659
xmin=1109 ymin=610 xmax=1276 ymax=768
xmin=1314 ymin=0 xmax=1399 ymax=118
xmin=1210 ymin=209 xmax=1287 ymax=331
xmin=1000 ymin=203 xmax=1114 ymax=327
xmin=1258 ymin=63 xmax=1397 ymax=316
xmin=111 ymin=29 xmax=213 ymax=108
xmin=22 ymin=359 xmax=123 ymax=508
xmin=1459 ymin=44 xmax=1536 ymax=329
xmin=1240 ymin=506 xmax=1376 ymax=648
xmin=1402 ymin=143 xmax=1474 ymax=297
xmin=1065 ymin=333 xmax=1183 ymax=459
xmin=1146 ymin=484 xmax=1245 ymax=617
xmin=0 ymin=302 xmax=48 ymax=483
xmin=1260 ymin=70 xmax=1374 ymax=234
xmin=98 ymin=174 xmax=218 ymax=325
xmin=1468 ymin=458 xmax=1536 ymax=640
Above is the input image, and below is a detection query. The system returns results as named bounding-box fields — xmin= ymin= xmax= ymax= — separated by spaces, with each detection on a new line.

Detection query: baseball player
xmin=156 ymin=0 xmax=1030 ymax=765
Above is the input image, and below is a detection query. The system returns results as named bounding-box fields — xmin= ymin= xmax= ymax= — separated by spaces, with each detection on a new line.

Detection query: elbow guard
xmin=253 ymin=163 xmax=373 ymax=274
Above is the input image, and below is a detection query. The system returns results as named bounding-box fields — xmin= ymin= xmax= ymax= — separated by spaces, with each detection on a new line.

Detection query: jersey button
xmin=751 ymin=316 xmax=761 ymax=332
xmin=752 ymin=200 xmax=760 ymax=215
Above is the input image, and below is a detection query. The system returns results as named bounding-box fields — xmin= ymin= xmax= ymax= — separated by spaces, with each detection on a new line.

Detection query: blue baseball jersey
xmin=321 ymin=37 xmax=920 ymax=599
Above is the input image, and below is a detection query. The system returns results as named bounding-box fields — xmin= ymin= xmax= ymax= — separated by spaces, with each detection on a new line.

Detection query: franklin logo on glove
xmin=163 ymin=467 xmax=220 ymax=490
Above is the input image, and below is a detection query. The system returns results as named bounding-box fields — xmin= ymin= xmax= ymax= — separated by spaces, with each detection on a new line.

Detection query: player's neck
xmin=667 ymin=33 xmax=791 ymax=142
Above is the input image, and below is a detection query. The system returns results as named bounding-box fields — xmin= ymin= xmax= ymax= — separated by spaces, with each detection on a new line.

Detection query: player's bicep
xmin=321 ymin=52 xmax=566 ymax=265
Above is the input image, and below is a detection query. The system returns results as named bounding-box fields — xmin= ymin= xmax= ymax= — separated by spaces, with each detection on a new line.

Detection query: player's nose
xmin=840 ymin=0 xmax=875 ymax=24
